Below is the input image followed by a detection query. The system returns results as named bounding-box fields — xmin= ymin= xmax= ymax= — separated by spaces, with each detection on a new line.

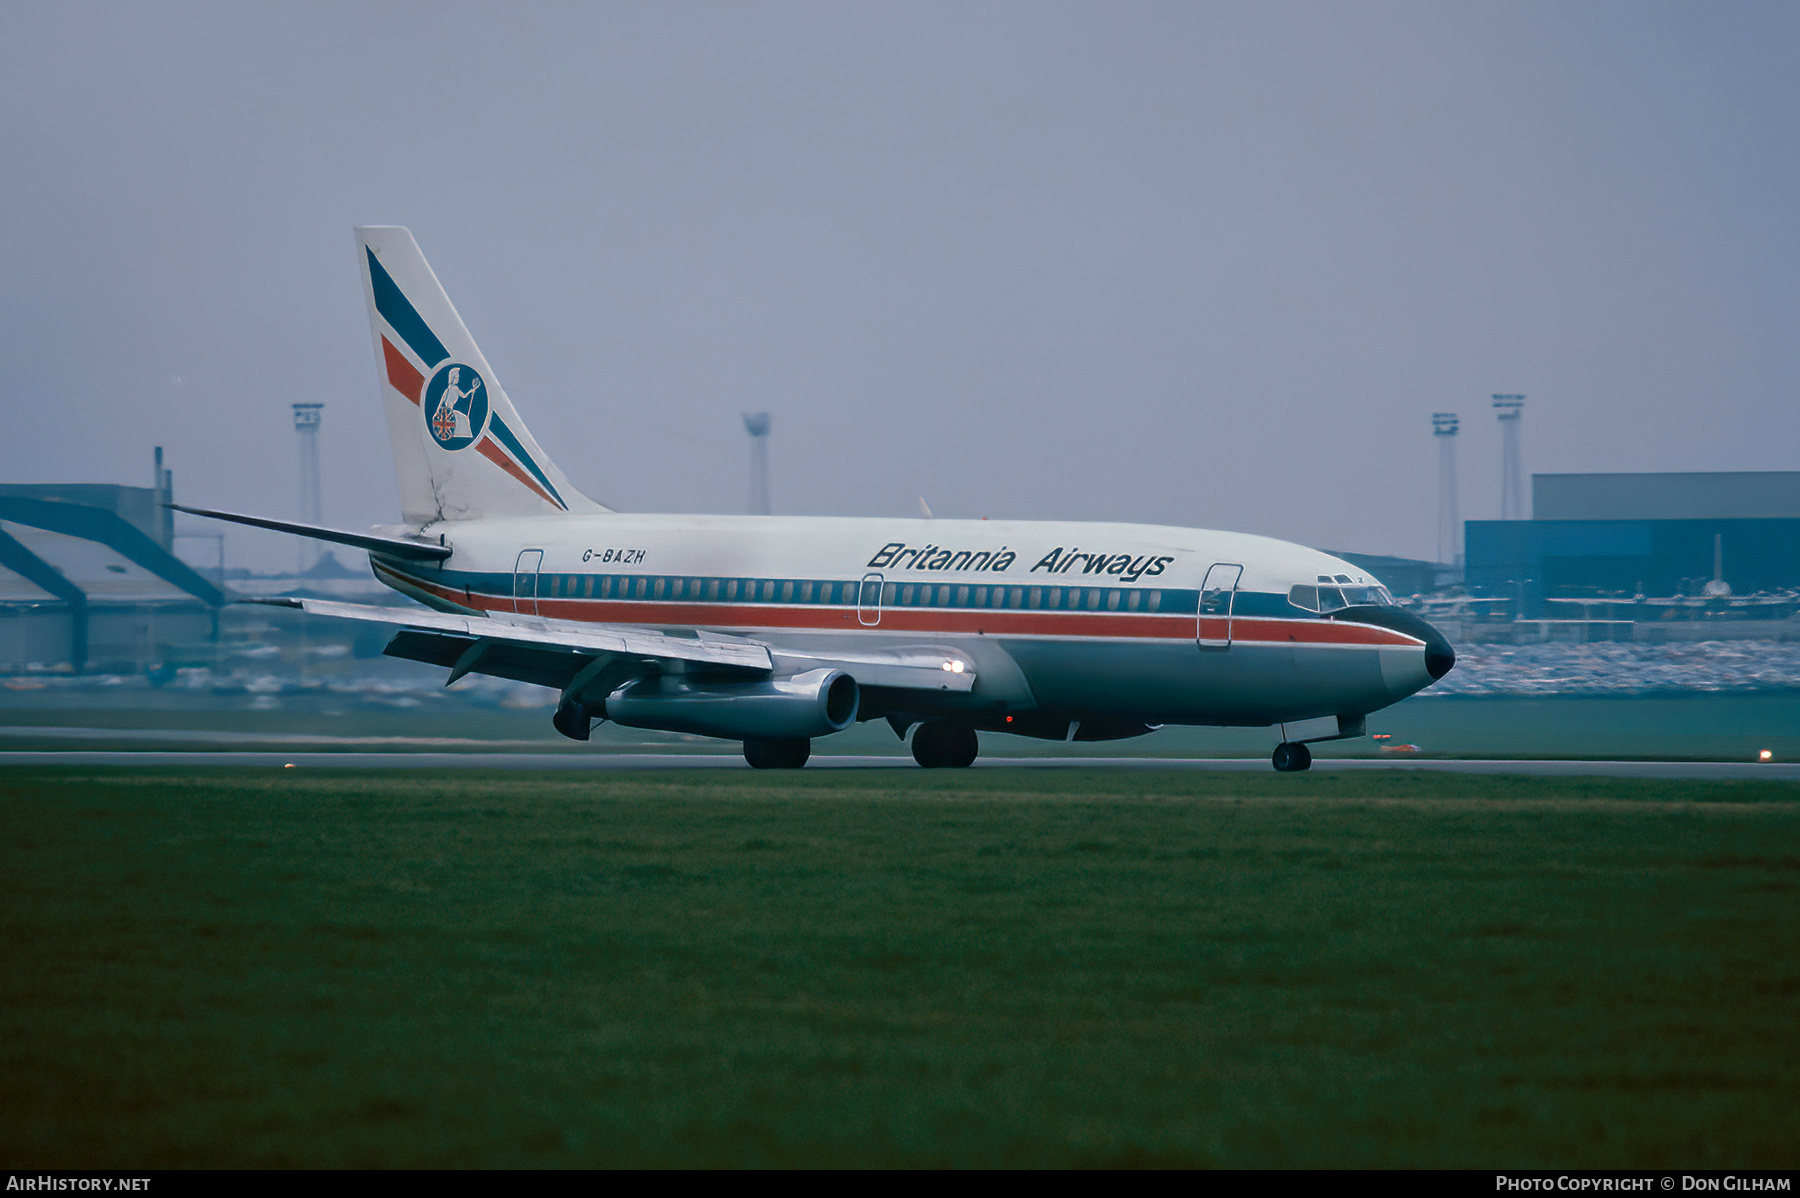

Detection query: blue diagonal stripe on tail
xmin=366 ymin=248 xmax=450 ymax=368
xmin=488 ymin=414 xmax=567 ymax=508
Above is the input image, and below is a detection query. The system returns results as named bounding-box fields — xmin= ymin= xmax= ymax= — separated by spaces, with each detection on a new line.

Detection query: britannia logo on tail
xmin=423 ymin=363 xmax=489 ymax=450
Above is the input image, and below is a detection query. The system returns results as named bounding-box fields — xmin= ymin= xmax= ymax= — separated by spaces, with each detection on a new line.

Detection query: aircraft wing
xmin=260 ymin=597 xmax=976 ymax=694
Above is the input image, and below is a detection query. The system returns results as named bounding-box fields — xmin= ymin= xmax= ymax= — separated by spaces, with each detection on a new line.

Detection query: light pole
xmin=1432 ymin=412 xmax=1460 ymax=566
xmin=1493 ymin=394 xmax=1525 ymax=519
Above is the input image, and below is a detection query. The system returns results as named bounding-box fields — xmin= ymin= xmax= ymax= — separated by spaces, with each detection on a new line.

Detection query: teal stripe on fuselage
xmin=402 ymin=564 xmax=1324 ymax=621
xmin=366 ymin=247 xmax=450 ymax=368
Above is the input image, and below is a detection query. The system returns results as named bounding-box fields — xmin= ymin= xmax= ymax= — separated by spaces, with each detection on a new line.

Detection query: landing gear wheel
xmin=1271 ymin=741 xmax=1313 ymax=772
xmin=911 ymin=721 xmax=979 ymax=769
xmin=744 ymin=737 xmax=811 ymax=769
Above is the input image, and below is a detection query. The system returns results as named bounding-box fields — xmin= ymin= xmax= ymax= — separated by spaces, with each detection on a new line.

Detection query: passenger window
xmin=1126 ymin=590 xmax=1140 ymax=611
xmin=901 ymin=584 xmax=915 ymax=605
xmin=781 ymin=581 xmax=794 ymax=603
xmin=1147 ymin=590 xmax=1162 ymax=612
xmin=955 ymin=586 xmax=969 ymax=606
xmin=884 ymin=582 xmax=899 ymax=604
xmin=1028 ymin=588 xmax=1042 ymax=609
xmin=974 ymin=587 xmax=988 ymax=607
xmin=652 ymin=578 xmax=666 ymax=599
xmin=1288 ymin=585 xmax=1319 ymax=612
xmin=1106 ymin=590 xmax=1120 ymax=611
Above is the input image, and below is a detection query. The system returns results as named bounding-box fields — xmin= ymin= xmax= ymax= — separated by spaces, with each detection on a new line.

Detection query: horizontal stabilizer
xmin=168 ymin=505 xmax=452 ymax=561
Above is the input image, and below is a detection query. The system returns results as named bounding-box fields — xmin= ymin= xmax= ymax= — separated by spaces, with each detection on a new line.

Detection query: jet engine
xmin=604 ymin=668 xmax=859 ymax=742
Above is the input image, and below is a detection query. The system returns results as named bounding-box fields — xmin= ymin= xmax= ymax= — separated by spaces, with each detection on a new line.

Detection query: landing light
xmin=942 ymin=660 xmax=965 ymax=673
xmin=1760 ymin=749 xmax=1774 ymax=762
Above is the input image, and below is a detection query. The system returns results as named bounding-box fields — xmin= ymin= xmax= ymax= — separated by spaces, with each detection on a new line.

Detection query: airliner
xmin=177 ymin=227 xmax=1454 ymax=771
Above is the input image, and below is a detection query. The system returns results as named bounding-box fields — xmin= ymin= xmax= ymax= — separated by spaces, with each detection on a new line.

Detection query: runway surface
xmin=1 ymin=751 xmax=1796 ymax=778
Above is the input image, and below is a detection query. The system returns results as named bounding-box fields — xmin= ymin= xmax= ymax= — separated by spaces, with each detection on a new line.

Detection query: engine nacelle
xmin=604 ymin=668 xmax=859 ymax=741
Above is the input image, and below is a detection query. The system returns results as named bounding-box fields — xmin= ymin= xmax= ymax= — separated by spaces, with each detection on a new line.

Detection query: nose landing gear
xmin=1271 ymin=741 xmax=1312 ymax=772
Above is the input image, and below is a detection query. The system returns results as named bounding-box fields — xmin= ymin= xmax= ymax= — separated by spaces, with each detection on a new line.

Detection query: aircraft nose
xmin=1424 ymin=629 xmax=1456 ymax=680
xmin=1338 ymin=605 xmax=1456 ymax=683
xmin=1383 ymin=608 xmax=1455 ymax=680
xmin=1390 ymin=608 xmax=1455 ymax=680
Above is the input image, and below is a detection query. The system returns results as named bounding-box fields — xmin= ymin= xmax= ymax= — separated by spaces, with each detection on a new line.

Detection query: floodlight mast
xmin=292 ymin=402 xmax=324 ymax=571
xmin=1493 ymin=395 xmax=1525 ymax=519
xmin=1432 ymin=412 xmax=1460 ymax=566
xmin=742 ymin=411 xmax=771 ymax=516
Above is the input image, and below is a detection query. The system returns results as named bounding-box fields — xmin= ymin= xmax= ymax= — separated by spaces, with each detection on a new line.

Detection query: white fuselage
xmin=371 ymin=513 xmax=1447 ymax=733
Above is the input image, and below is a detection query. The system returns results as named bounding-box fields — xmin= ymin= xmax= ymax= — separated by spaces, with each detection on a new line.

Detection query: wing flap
xmin=279 ymin=597 xmax=773 ymax=672
xmin=381 ymin=629 xmax=597 ymax=690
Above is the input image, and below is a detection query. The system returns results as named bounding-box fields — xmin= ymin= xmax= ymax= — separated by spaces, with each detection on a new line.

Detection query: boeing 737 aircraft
xmin=177 ymin=227 xmax=1454 ymax=771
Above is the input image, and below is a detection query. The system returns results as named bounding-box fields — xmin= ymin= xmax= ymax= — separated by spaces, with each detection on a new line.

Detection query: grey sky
xmin=3 ymin=1 xmax=1796 ymax=571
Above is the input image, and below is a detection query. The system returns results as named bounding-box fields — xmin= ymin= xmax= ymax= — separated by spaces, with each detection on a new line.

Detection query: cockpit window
xmin=1296 ymin=580 xmax=1395 ymax=612
xmin=1341 ymin=585 xmax=1395 ymax=607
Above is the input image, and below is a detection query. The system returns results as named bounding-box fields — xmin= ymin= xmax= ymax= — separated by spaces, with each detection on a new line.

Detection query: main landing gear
xmin=744 ymin=737 xmax=811 ymax=769
xmin=1271 ymin=741 xmax=1313 ymax=772
xmin=912 ymin=721 xmax=979 ymax=769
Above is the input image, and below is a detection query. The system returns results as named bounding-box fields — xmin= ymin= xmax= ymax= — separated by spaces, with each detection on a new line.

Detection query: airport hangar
xmin=0 ymin=452 xmax=226 ymax=674
xmin=1464 ymin=471 xmax=1800 ymax=616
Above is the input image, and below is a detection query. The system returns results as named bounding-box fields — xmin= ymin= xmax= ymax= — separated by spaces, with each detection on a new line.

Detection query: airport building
xmin=0 ymin=452 xmax=227 ymax=673
xmin=1464 ymin=472 xmax=1800 ymax=616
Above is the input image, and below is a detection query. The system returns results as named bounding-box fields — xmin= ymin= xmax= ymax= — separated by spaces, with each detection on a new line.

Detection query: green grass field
xmin=3 ymin=766 xmax=1797 ymax=1167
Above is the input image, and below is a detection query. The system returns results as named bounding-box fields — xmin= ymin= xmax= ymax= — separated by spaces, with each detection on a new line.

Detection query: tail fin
xmin=356 ymin=226 xmax=607 ymax=523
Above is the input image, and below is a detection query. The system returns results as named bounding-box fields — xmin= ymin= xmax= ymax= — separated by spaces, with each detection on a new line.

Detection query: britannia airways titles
xmin=867 ymin=543 xmax=1174 ymax=583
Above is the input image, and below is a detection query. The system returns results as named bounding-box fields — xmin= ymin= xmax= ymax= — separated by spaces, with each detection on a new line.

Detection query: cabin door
xmin=513 ymin=549 xmax=544 ymax=615
xmin=1197 ymin=562 xmax=1242 ymax=649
